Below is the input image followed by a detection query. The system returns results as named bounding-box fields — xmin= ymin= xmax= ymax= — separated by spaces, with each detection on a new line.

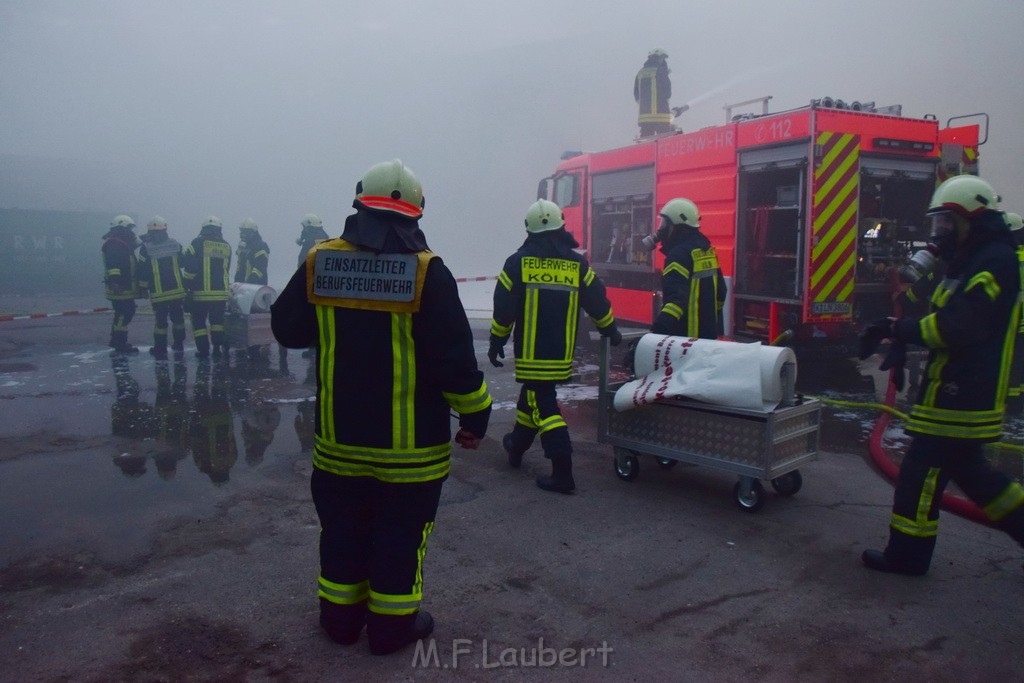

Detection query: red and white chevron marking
xmin=0 ymin=307 xmax=113 ymax=323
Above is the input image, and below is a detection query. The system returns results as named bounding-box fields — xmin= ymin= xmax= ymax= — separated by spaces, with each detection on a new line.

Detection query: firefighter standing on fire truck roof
xmin=859 ymin=175 xmax=1024 ymax=576
xmin=634 ymin=48 xmax=673 ymax=138
xmin=137 ymin=216 xmax=188 ymax=360
xmin=488 ymin=199 xmax=622 ymax=494
xmin=270 ymin=159 xmax=491 ymax=656
xmin=649 ymin=198 xmax=727 ymax=339
xmin=182 ymin=215 xmax=232 ymax=359
xmin=101 ymin=214 xmax=142 ymax=355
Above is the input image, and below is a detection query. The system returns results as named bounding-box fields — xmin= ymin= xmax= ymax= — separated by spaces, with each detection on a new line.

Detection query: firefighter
xmin=489 ymin=199 xmax=622 ymax=493
xmin=182 ymin=215 xmax=232 ymax=359
xmin=1003 ymin=211 xmax=1024 ymax=412
xmin=297 ymin=213 xmax=330 ymax=267
xmin=648 ymin=198 xmax=727 ymax=339
xmin=859 ymin=175 xmax=1024 ymax=576
xmin=271 ymin=159 xmax=491 ymax=655
xmin=234 ymin=218 xmax=270 ymax=285
xmin=634 ymin=48 xmax=673 ymax=138
xmin=101 ymin=214 xmax=141 ymax=354
xmin=137 ymin=216 xmax=188 ymax=360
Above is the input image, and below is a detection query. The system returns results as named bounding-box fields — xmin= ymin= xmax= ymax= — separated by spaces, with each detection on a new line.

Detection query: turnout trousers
xmin=311 ymin=468 xmax=443 ymax=651
xmin=109 ymin=299 xmax=136 ymax=349
xmin=505 ymin=381 xmax=572 ymax=458
xmin=189 ymin=300 xmax=226 ymax=356
xmin=884 ymin=433 xmax=1024 ymax=572
xmin=152 ymin=299 xmax=186 ymax=353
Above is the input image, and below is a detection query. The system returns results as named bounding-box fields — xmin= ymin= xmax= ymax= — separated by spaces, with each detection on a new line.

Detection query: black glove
xmin=624 ymin=337 xmax=639 ymax=375
xmin=487 ymin=341 xmax=505 ymax=368
xmin=857 ymin=317 xmax=896 ymax=360
xmin=605 ymin=326 xmax=623 ymax=347
xmin=879 ymin=340 xmax=907 ymax=391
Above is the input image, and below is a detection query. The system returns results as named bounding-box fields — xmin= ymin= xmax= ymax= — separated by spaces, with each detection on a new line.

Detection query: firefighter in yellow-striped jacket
xmin=489 ymin=199 xmax=622 ymax=494
xmin=649 ymin=198 xmax=727 ymax=339
xmin=1003 ymin=211 xmax=1024 ymax=412
xmin=137 ymin=216 xmax=187 ymax=359
xmin=860 ymin=176 xmax=1024 ymax=576
xmin=182 ymin=215 xmax=232 ymax=359
xmin=271 ymin=160 xmax=491 ymax=656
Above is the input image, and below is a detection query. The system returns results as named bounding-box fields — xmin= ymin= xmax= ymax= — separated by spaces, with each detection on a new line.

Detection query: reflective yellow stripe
xmin=583 ymin=268 xmax=596 ymax=286
xmin=498 ymin=271 xmax=513 ymax=290
xmin=442 ymin=382 xmax=492 ymax=414
xmin=318 ymin=576 xmax=369 ymax=605
xmin=663 ymin=262 xmax=690 ymax=279
xmin=890 ymin=466 xmax=941 ymax=537
xmin=964 ymin=271 xmax=1000 ymax=301
xmin=490 ymin=319 xmax=512 ymax=337
xmin=536 ymin=414 xmax=567 ymax=434
xmin=983 ymin=483 xmax=1024 ymax=521
xmin=391 ymin=312 xmax=414 ymax=450
xmin=662 ymin=303 xmax=683 ymax=319
xmin=316 ymin=306 xmax=336 ymax=441
xmin=368 ymin=590 xmax=421 ymax=616
xmin=565 ymin=290 xmax=578 ymax=361
xmin=592 ymin=310 xmax=614 ymax=328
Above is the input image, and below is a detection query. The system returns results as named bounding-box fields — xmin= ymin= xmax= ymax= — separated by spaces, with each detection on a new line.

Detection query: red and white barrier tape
xmin=454 ymin=276 xmax=496 ymax=283
xmin=0 ymin=307 xmax=112 ymax=323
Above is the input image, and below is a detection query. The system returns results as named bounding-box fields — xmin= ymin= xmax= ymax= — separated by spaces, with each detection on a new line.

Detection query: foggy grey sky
xmin=2 ymin=0 xmax=1023 ymax=289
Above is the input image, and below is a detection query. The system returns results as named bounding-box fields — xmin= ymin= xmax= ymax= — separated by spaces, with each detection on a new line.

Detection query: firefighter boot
xmin=195 ymin=336 xmax=210 ymax=359
xmin=367 ymin=610 xmax=434 ymax=656
xmin=499 ymin=430 xmax=532 ymax=466
xmin=171 ymin=328 xmax=186 ymax=356
xmin=861 ymin=549 xmax=928 ymax=576
xmin=536 ymin=453 xmax=575 ymax=494
xmin=110 ymin=331 xmax=139 ymax=355
xmin=150 ymin=332 xmax=168 ymax=360
xmin=318 ymin=598 xmax=366 ymax=646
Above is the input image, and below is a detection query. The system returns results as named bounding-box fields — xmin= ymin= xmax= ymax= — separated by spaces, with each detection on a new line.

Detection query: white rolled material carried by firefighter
xmin=613 ymin=334 xmax=797 ymax=413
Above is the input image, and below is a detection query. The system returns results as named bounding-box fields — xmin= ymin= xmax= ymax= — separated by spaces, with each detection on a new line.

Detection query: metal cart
xmin=597 ymin=333 xmax=821 ymax=512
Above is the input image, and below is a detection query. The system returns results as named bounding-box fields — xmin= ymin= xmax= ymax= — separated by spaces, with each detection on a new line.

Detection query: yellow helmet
xmin=524 ymin=199 xmax=565 ymax=233
xmin=659 ymin=198 xmax=701 ymax=228
xmin=355 ymin=159 xmax=424 ymax=218
xmin=927 ymin=175 xmax=998 ymax=217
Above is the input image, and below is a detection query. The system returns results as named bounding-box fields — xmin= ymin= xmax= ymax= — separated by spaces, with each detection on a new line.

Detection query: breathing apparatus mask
xmin=927 ymin=211 xmax=963 ymax=264
xmin=898 ymin=244 xmax=939 ymax=283
xmin=641 ymin=219 xmax=673 ymax=251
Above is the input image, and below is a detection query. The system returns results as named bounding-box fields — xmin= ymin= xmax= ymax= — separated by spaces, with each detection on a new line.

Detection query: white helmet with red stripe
xmin=355 ymin=159 xmax=424 ymax=218
xmin=927 ymin=175 xmax=998 ymax=217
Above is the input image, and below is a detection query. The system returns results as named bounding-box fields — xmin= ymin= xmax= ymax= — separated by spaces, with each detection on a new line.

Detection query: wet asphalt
xmin=1 ymin=304 xmax=1022 ymax=681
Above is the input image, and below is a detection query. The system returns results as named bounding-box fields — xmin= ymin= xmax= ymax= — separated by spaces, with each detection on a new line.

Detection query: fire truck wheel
xmin=733 ymin=479 xmax=765 ymax=512
xmin=770 ymin=470 xmax=803 ymax=496
xmin=613 ymin=448 xmax=639 ymax=482
xmin=656 ymin=457 xmax=677 ymax=470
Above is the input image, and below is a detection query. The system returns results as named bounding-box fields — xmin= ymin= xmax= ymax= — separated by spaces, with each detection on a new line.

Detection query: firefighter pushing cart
xmin=597 ymin=332 xmax=822 ymax=512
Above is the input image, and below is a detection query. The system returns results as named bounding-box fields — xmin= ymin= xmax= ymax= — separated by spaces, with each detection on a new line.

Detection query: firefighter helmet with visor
xmin=301 ymin=213 xmax=323 ymax=229
xmin=147 ymin=216 xmax=167 ymax=231
xmin=927 ymin=175 xmax=999 ymax=217
xmin=659 ymin=198 xmax=701 ymax=228
xmin=111 ymin=214 xmax=136 ymax=229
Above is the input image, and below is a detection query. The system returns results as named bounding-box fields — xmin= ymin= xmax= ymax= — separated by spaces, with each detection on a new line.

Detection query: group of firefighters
xmin=100 ymin=211 xmax=327 ymax=359
xmin=261 ymin=156 xmax=1024 ymax=656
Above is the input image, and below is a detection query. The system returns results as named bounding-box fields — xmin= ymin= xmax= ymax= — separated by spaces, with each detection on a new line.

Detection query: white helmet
xmin=110 ymin=214 xmax=136 ymax=229
xmin=238 ymin=217 xmax=259 ymax=231
xmin=202 ymin=215 xmax=223 ymax=229
xmin=927 ymin=175 xmax=999 ymax=217
xmin=1005 ymin=212 xmax=1023 ymax=232
xmin=355 ymin=159 xmax=425 ymax=218
xmin=301 ymin=213 xmax=323 ymax=229
xmin=524 ymin=199 xmax=565 ymax=233
xmin=147 ymin=216 xmax=167 ymax=230
xmin=659 ymin=198 xmax=701 ymax=228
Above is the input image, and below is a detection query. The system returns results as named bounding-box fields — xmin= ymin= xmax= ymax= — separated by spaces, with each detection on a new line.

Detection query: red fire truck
xmin=537 ymin=97 xmax=985 ymax=350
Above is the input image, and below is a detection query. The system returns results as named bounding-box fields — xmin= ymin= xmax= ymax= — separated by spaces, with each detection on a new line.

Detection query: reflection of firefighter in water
xmin=241 ymin=403 xmax=280 ymax=466
xmin=189 ymin=360 xmax=237 ymax=485
xmin=152 ymin=359 xmax=190 ymax=479
xmin=294 ymin=398 xmax=316 ymax=453
xmin=110 ymin=354 xmax=155 ymax=477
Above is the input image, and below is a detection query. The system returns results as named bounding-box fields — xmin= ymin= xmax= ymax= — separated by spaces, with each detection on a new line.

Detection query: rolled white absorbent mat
xmin=613 ymin=334 xmax=796 ymax=412
xmin=230 ymin=282 xmax=278 ymax=314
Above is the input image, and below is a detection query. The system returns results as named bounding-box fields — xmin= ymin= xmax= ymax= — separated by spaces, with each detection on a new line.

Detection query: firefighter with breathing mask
xmin=646 ymin=198 xmax=727 ymax=339
xmin=271 ymin=159 xmax=491 ymax=655
xmin=859 ymin=175 xmax=1024 ymax=576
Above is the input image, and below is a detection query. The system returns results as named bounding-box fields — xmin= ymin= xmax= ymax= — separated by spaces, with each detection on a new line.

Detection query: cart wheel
xmin=656 ymin=457 xmax=677 ymax=470
xmin=733 ymin=479 xmax=765 ymax=512
xmin=613 ymin=448 xmax=639 ymax=482
xmin=770 ymin=470 xmax=803 ymax=496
